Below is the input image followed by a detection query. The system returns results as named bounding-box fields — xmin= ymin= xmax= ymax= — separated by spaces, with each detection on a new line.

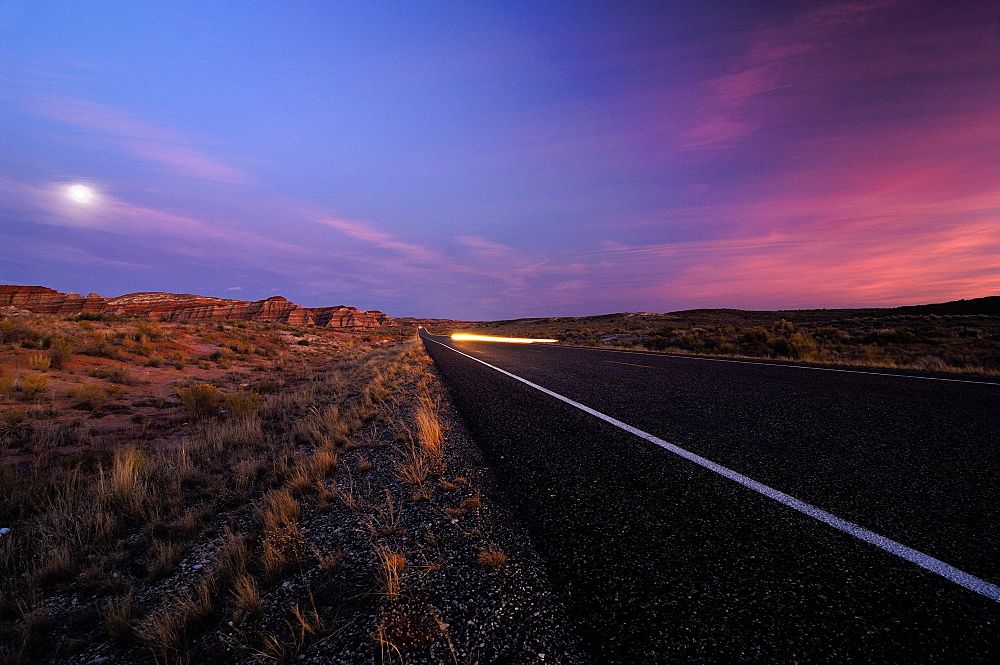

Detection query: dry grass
xmin=172 ymin=505 xmax=211 ymax=541
xmin=313 ymin=546 xmax=347 ymax=572
xmin=259 ymin=489 xmax=300 ymax=532
xmin=375 ymin=545 xmax=407 ymax=600
xmin=100 ymin=446 xmax=149 ymax=515
xmin=215 ymin=527 xmax=251 ymax=583
xmin=258 ymin=599 xmax=328 ymax=662
xmin=394 ymin=443 xmax=430 ymax=487
xmin=140 ymin=577 xmax=216 ymax=664
xmin=459 ymin=496 xmax=481 ymax=511
xmin=414 ymin=400 xmax=444 ymax=462
xmin=230 ymin=574 xmax=262 ymax=622
xmin=477 ymin=544 xmax=507 ymax=569
xmin=146 ymin=540 xmax=184 ymax=580
xmin=0 ymin=318 xmax=458 ymax=663
xmin=30 ymin=544 xmax=76 ymax=586
xmin=101 ymin=591 xmax=137 ymax=643
xmin=262 ymin=525 xmax=306 ymax=582
xmin=363 ymin=490 xmax=401 ymax=537
xmin=373 ymin=604 xmax=443 ymax=659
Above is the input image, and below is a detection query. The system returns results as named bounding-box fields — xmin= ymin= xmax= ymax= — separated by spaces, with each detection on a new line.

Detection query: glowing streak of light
xmin=451 ymin=333 xmax=558 ymax=344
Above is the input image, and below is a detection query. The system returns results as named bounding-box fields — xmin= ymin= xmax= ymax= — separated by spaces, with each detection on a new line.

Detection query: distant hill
xmin=0 ymin=285 xmax=396 ymax=328
xmin=891 ymin=296 xmax=1000 ymax=316
xmin=450 ymin=296 xmax=1000 ymax=341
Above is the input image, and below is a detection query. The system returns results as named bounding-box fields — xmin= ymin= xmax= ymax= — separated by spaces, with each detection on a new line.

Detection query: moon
xmin=67 ymin=184 xmax=95 ymax=204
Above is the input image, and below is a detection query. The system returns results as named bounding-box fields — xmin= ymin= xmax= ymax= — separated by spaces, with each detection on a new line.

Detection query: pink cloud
xmin=310 ymin=215 xmax=441 ymax=264
xmin=677 ymin=1 xmax=996 ymax=150
xmin=27 ymin=95 xmax=254 ymax=184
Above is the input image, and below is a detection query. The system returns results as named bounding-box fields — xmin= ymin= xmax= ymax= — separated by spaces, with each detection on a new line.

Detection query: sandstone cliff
xmin=0 ymin=285 xmax=395 ymax=328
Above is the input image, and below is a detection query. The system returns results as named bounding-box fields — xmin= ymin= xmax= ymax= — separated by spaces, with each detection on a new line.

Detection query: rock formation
xmin=0 ymin=285 xmax=395 ymax=328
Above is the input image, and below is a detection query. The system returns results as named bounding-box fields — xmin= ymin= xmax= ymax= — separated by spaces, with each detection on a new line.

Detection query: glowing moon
xmin=67 ymin=184 xmax=95 ymax=204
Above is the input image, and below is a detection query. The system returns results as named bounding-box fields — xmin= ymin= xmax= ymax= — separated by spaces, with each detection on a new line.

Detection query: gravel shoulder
xmin=17 ymin=336 xmax=585 ymax=665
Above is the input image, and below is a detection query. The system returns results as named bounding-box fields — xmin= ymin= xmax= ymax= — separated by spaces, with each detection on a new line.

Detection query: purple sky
xmin=2 ymin=1 xmax=998 ymax=319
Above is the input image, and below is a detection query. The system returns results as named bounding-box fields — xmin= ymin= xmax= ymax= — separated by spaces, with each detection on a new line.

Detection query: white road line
xmin=423 ymin=333 xmax=1000 ymax=603
xmin=578 ymin=346 xmax=1000 ymax=385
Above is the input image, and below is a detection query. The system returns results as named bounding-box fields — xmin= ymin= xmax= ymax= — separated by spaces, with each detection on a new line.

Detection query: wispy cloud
xmin=309 ymin=214 xmax=441 ymax=264
xmin=2 ymin=177 xmax=311 ymax=266
xmin=676 ymin=1 xmax=999 ymax=149
xmin=26 ymin=94 xmax=254 ymax=184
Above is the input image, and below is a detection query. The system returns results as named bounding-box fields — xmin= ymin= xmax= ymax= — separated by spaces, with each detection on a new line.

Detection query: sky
xmin=2 ymin=1 xmax=998 ymax=319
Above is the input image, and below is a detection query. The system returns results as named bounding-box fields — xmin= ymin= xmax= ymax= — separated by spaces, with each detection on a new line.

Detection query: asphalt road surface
xmin=421 ymin=331 xmax=1000 ymax=663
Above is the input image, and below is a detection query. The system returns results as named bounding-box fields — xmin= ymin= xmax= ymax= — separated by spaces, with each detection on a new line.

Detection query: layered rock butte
xmin=0 ymin=285 xmax=396 ymax=328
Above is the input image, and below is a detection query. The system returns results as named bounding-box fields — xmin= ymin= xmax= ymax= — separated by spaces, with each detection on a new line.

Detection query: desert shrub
xmin=0 ymin=410 xmax=30 ymax=444
xmin=0 ymin=369 xmax=13 ymax=395
xmin=223 ymin=390 xmax=260 ymax=421
xmin=252 ymin=378 xmax=281 ymax=394
xmin=146 ymin=354 xmax=163 ymax=367
xmin=133 ymin=321 xmax=164 ymax=342
xmin=0 ymin=318 xmax=41 ymax=345
xmin=16 ymin=373 xmax=49 ymax=398
xmin=89 ymin=365 xmax=138 ymax=385
xmin=47 ymin=336 xmax=74 ymax=368
xmin=177 ymin=384 xmax=221 ymax=419
xmin=224 ymin=340 xmax=254 ymax=356
xmin=68 ymin=383 xmax=108 ymax=412
xmin=75 ymin=312 xmax=126 ymax=322
xmin=737 ymin=327 xmax=772 ymax=356
xmin=774 ymin=319 xmax=796 ymax=334
xmin=82 ymin=332 xmax=117 ymax=358
xmin=787 ymin=331 xmax=825 ymax=360
xmin=28 ymin=353 xmax=51 ymax=371
xmin=207 ymin=348 xmax=231 ymax=363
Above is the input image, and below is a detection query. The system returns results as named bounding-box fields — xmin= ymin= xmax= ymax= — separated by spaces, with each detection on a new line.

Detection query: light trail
xmin=451 ymin=333 xmax=558 ymax=344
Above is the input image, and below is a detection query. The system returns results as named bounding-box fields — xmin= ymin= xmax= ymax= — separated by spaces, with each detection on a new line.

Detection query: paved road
xmin=421 ymin=331 xmax=1000 ymax=663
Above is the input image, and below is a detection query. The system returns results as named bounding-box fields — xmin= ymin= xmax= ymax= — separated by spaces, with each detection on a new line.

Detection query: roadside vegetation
xmin=0 ymin=313 xmax=574 ymax=664
xmin=466 ymin=297 xmax=1000 ymax=375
